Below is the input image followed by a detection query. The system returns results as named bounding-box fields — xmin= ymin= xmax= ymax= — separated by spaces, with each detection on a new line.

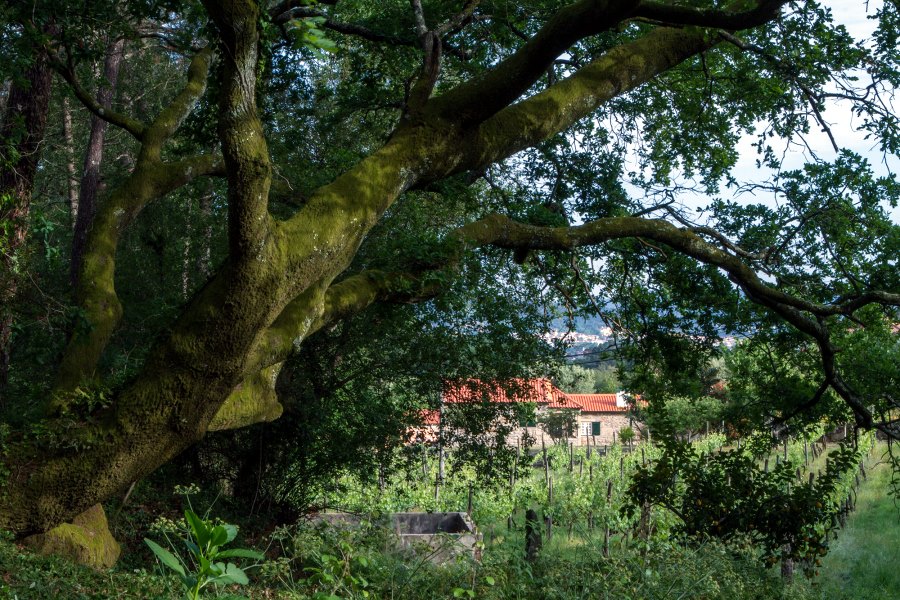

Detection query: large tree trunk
xmin=70 ymin=37 xmax=125 ymax=287
xmin=0 ymin=47 xmax=53 ymax=405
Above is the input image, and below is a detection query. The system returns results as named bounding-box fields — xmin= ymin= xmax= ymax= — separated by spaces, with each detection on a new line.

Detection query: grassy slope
xmin=817 ymin=451 xmax=900 ymax=600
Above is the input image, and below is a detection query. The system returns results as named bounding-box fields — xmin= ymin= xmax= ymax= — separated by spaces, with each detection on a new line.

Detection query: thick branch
xmin=451 ymin=214 xmax=891 ymax=321
xmin=462 ymin=25 xmax=714 ymax=171
xmin=54 ymin=154 xmax=225 ymax=395
xmin=427 ymin=0 xmax=640 ymax=124
xmin=143 ymin=47 xmax=213 ymax=152
xmin=71 ymin=37 xmax=126 ymax=287
xmin=53 ymin=43 xmax=218 ymax=395
xmin=250 ymin=270 xmax=441 ymax=372
xmin=204 ymin=0 xmax=272 ymax=260
xmin=209 ymin=364 xmax=284 ymax=431
xmin=429 ymin=0 xmax=787 ymax=126
xmin=452 ymin=213 xmax=895 ymax=426
xmin=635 ymin=0 xmax=789 ymax=30
xmin=47 ymin=48 xmax=147 ymax=140
xmin=201 ymin=267 xmax=441 ymax=430
xmin=209 ymin=268 xmax=440 ymax=429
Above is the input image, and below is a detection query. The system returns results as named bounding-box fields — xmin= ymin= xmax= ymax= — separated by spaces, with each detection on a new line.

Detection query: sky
xmin=721 ymin=0 xmax=899 ymax=221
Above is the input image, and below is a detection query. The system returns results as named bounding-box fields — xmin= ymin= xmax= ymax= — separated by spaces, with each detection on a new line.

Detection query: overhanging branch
xmin=449 ymin=213 xmax=895 ymax=429
xmin=427 ymin=0 xmax=640 ymax=124
xmin=251 ymin=269 xmax=445 ymax=372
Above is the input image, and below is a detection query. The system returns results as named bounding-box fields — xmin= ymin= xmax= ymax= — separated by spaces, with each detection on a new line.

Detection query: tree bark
xmin=62 ymin=97 xmax=79 ymax=226
xmin=70 ymin=37 xmax=125 ymax=287
xmin=0 ymin=46 xmax=53 ymax=405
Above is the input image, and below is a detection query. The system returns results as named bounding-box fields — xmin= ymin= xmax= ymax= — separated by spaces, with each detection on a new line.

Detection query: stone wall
xmin=574 ymin=413 xmax=637 ymax=446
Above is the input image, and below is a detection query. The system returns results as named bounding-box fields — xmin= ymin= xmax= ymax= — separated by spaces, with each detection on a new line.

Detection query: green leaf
xmin=209 ymin=525 xmax=229 ymax=548
xmin=217 ymin=548 xmax=265 ymax=560
xmin=184 ymin=509 xmax=210 ymax=547
xmin=144 ymin=539 xmax=185 ymax=577
xmin=198 ymin=553 xmax=211 ymax=575
xmin=222 ymin=523 xmax=238 ymax=543
xmin=225 ymin=563 xmax=249 ymax=585
xmin=485 ymin=576 xmax=496 ymax=586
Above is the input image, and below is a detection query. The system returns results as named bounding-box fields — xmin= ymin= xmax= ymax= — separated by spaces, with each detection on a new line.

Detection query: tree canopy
xmin=0 ymin=0 xmax=898 ymax=539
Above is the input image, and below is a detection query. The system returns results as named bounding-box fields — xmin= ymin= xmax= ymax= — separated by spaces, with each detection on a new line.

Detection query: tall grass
xmin=817 ymin=451 xmax=900 ymax=600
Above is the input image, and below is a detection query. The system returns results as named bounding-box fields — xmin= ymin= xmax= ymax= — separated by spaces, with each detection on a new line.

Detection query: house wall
xmin=573 ymin=413 xmax=636 ymax=446
xmin=506 ymin=415 xmax=641 ymax=448
xmin=506 ymin=425 xmax=544 ymax=448
xmin=407 ymin=410 xmax=642 ymax=449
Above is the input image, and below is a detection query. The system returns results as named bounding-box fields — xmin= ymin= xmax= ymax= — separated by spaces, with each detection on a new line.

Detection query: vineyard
xmin=0 ymin=426 xmax=889 ymax=600
xmin=304 ymin=426 xmax=878 ymax=582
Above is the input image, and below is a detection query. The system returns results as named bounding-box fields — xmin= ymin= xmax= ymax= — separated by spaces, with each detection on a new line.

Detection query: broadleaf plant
xmin=145 ymin=507 xmax=264 ymax=600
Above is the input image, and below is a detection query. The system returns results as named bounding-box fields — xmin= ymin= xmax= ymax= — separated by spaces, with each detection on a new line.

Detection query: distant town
xmin=544 ymin=326 xmax=738 ymax=351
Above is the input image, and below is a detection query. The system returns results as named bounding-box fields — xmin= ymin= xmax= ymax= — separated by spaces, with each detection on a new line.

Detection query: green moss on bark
xmin=23 ymin=504 xmax=120 ymax=570
xmin=209 ymin=364 xmax=284 ymax=431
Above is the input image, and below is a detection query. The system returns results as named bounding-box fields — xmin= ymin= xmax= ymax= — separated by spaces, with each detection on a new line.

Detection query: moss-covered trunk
xmin=70 ymin=36 xmax=125 ymax=287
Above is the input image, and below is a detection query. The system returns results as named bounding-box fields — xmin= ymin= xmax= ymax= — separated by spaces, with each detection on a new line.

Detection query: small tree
xmin=618 ymin=426 xmax=636 ymax=448
xmin=644 ymin=395 xmax=726 ymax=442
xmin=539 ymin=409 xmax=579 ymax=445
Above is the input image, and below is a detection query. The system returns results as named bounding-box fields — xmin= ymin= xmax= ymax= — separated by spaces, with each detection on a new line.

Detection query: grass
xmin=816 ymin=448 xmax=900 ymax=600
xmin=0 ymin=534 xmax=177 ymax=600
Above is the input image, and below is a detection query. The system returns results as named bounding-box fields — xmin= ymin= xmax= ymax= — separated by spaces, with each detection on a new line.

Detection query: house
xmin=406 ymin=409 xmax=441 ymax=444
xmin=566 ymin=392 xmax=636 ymax=446
xmin=418 ymin=378 xmax=640 ymax=448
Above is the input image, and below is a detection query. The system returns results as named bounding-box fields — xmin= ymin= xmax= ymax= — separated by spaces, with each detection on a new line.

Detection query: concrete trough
xmin=309 ymin=511 xmax=482 ymax=563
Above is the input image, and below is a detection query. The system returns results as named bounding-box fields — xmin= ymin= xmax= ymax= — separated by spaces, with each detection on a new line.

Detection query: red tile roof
xmin=565 ymin=393 xmax=625 ymax=413
xmin=444 ymin=378 xmax=570 ymax=406
xmin=442 ymin=379 xmax=628 ymax=413
xmin=418 ymin=409 xmax=441 ymax=425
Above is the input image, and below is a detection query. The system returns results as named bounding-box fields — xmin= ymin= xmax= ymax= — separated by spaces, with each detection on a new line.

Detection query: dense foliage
xmin=0 ymin=3 xmax=897 ymax=591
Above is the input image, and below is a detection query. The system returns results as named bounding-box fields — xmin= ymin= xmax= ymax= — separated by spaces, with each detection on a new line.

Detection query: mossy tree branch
xmin=461 ymin=25 xmax=715 ymax=172
xmin=203 ymin=1 xmax=272 ymax=261
xmin=425 ymin=0 xmax=641 ymax=125
xmin=635 ymin=0 xmax=790 ymax=29
xmin=426 ymin=0 xmax=788 ymax=127
xmin=213 ymin=270 xmax=446 ymax=430
xmin=54 ymin=48 xmax=221 ymax=397
xmin=253 ymin=271 xmax=443 ymax=371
